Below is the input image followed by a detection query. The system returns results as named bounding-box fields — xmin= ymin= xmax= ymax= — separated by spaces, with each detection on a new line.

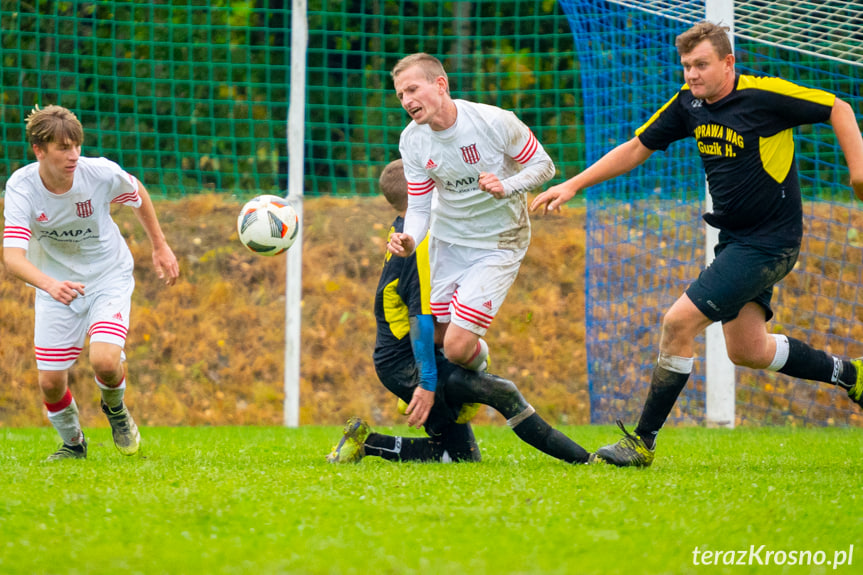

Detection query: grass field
xmin=1 ymin=424 xmax=861 ymax=575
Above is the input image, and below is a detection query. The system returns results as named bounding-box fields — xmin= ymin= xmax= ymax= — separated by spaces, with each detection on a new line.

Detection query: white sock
xmin=766 ymin=334 xmax=790 ymax=371
xmin=46 ymin=397 xmax=83 ymax=446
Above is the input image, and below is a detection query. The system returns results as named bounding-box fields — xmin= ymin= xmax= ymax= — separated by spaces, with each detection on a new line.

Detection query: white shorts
xmin=428 ymin=238 xmax=527 ymax=336
xmin=34 ymin=276 xmax=134 ymax=371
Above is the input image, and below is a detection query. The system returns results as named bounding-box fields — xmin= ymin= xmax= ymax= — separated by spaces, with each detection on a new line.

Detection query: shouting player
xmin=531 ymin=21 xmax=863 ymax=467
xmin=3 ymin=105 xmax=179 ymax=461
xmin=386 ymin=53 xmax=556 ymax=426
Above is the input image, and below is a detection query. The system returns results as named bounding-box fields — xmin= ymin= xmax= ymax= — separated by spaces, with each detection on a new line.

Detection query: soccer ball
xmin=236 ymin=195 xmax=299 ymax=256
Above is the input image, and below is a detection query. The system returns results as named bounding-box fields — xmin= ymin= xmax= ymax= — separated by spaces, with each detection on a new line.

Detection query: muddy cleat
xmin=848 ymin=358 xmax=863 ymax=409
xmin=593 ymin=420 xmax=655 ymax=467
xmin=101 ymin=401 xmax=141 ymax=455
xmin=46 ymin=436 xmax=88 ymax=461
xmin=327 ymin=417 xmax=371 ymax=464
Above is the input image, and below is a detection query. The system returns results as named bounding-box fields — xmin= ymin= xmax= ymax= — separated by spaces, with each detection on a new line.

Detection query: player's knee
xmin=445 ymin=338 xmax=488 ymax=371
xmin=725 ymin=342 xmax=768 ymax=369
xmin=442 ymin=340 xmax=472 ymax=365
xmin=38 ymin=370 xmax=68 ymax=398
xmin=90 ymin=348 xmax=123 ymax=382
xmin=454 ymin=371 xmax=528 ymax=419
xmin=487 ymin=376 xmax=522 ymax=404
xmin=492 ymin=376 xmax=530 ymax=417
xmin=660 ymin=311 xmax=698 ymax=349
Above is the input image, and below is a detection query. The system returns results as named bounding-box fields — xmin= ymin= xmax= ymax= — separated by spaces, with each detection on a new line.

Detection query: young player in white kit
xmin=3 ymin=105 xmax=179 ymax=461
xmin=387 ymin=53 xmax=555 ymax=427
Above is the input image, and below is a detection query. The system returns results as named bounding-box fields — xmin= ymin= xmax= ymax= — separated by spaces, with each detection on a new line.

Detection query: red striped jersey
xmin=3 ymin=156 xmax=142 ymax=286
xmin=400 ymin=99 xmax=554 ymax=250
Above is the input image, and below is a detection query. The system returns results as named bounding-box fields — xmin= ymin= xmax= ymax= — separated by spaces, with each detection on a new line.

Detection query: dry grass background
xmin=0 ymin=195 xmax=589 ymax=428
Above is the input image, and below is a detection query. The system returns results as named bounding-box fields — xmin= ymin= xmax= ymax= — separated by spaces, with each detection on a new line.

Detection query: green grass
xmin=1 ymin=425 xmax=861 ymax=575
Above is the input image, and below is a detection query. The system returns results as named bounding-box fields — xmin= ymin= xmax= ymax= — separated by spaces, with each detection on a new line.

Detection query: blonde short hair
xmin=391 ymin=53 xmax=448 ymax=92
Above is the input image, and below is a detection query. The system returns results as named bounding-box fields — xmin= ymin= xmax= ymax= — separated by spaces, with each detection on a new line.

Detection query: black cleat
xmin=46 ymin=435 xmax=88 ymax=461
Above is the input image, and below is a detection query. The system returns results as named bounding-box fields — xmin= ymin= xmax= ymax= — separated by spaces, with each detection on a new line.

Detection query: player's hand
xmin=387 ymin=232 xmax=416 ymax=258
xmin=152 ymin=244 xmax=180 ymax=286
xmin=48 ymin=280 xmax=86 ymax=305
xmin=405 ymin=386 xmax=434 ymax=428
xmin=478 ymin=172 xmax=506 ymax=199
xmin=530 ymin=181 xmax=579 ymax=214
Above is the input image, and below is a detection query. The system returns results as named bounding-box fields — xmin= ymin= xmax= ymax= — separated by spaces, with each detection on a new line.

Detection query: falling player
xmin=327 ymin=159 xmax=591 ymax=466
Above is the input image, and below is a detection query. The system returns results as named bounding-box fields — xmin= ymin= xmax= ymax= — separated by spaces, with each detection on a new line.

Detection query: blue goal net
xmin=560 ymin=0 xmax=863 ymax=427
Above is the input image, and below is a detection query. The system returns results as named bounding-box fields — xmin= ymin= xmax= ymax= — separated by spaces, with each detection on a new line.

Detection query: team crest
xmin=460 ymin=144 xmax=480 ymax=165
xmin=75 ymin=200 xmax=94 ymax=218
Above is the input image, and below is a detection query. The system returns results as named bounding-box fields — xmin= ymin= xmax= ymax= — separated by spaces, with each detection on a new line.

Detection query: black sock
xmin=364 ymin=432 xmax=445 ymax=462
xmin=634 ymin=365 xmax=690 ymax=449
xmin=778 ymin=337 xmax=852 ymax=387
xmin=838 ymin=362 xmax=858 ymax=390
xmin=511 ymin=412 xmax=590 ymax=464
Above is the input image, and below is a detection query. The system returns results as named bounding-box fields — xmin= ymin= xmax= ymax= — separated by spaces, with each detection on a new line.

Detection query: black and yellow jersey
xmin=636 ymin=74 xmax=834 ymax=248
xmin=372 ymin=215 xmax=432 ymax=372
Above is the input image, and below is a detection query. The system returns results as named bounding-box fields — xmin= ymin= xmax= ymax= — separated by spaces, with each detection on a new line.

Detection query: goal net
xmin=560 ymin=0 xmax=863 ymax=426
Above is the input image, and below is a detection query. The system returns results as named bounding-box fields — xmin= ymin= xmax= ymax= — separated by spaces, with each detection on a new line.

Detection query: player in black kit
xmin=531 ymin=21 xmax=863 ymax=467
xmin=327 ymin=159 xmax=591 ymax=465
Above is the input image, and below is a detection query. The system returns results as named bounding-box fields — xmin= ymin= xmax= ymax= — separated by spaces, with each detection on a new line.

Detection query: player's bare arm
xmin=387 ymin=231 xmax=416 ymax=257
xmin=132 ymin=182 xmax=180 ymax=285
xmin=829 ymin=98 xmax=863 ymax=200
xmin=530 ymin=137 xmax=655 ymax=214
xmin=3 ymin=247 xmax=84 ymax=305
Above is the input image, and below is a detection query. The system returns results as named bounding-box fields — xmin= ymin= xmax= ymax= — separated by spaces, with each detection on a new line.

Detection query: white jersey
xmin=3 ymin=156 xmax=142 ymax=288
xmin=399 ymin=99 xmax=555 ymax=250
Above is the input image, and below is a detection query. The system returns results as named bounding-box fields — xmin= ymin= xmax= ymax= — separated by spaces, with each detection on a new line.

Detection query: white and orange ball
xmin=236 ymin=195 xmax=299 ymax=256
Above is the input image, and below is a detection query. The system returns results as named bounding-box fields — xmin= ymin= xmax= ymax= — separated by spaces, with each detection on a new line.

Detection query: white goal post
xmin=703 ymin=0 xmax=736 ymax=428
xmin=284 ymin=0 xmax=307 ymax=427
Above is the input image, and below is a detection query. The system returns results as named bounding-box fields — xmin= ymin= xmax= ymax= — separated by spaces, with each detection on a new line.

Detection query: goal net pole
xmin=284 ymin=0 xmax=307 ymax=427
xmin=703 ymin=0 xmax=736 ymax=428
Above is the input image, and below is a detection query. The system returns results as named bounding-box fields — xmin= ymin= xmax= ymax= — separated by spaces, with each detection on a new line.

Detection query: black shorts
xmin=685 ymin=240 xmax=799 ymax=323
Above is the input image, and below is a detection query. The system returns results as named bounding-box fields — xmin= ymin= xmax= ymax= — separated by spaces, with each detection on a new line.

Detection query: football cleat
xmin=327 ymin=417 xmax=371 ymax=464
xmin=593 ymin=420 xmax=655 ymax=467
xmin=848 ymin=358 xmax=863 ymax=409
xmin=101 ymin=401 xmax=141 ymax=455
xmin=46 ymin=435 xmax=88 ymax=461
